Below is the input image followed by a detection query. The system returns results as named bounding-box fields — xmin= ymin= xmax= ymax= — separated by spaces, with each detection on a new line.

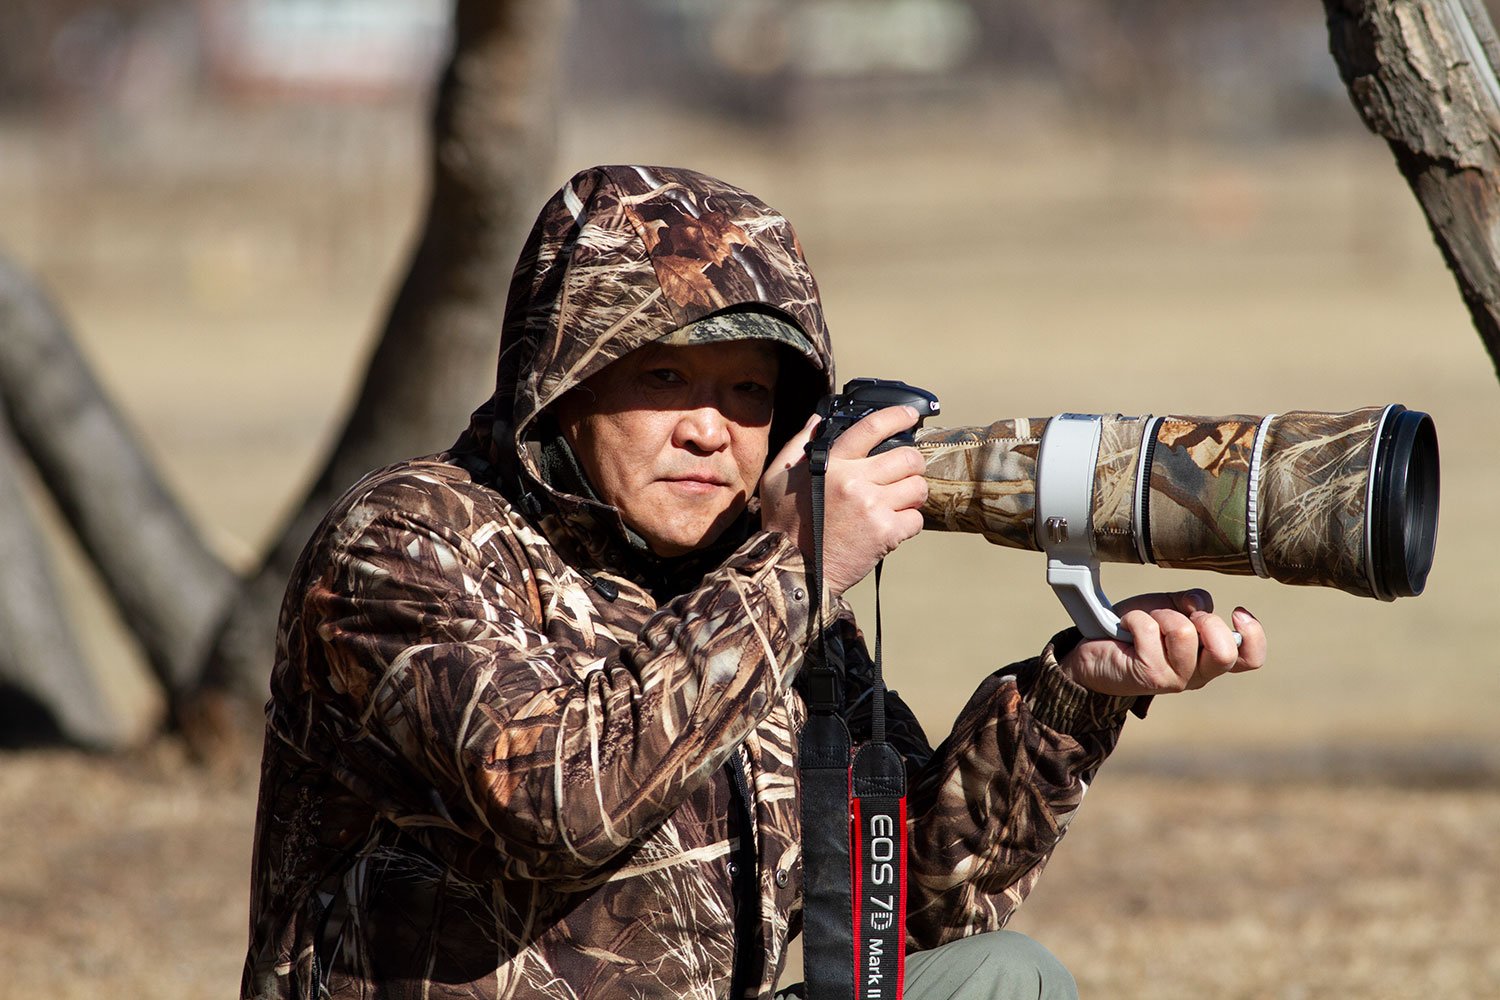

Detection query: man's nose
xmin=674 ymin=404 xmax=732 ymax=453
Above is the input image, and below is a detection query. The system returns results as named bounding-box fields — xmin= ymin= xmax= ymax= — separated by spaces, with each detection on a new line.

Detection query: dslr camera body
xmin=806 ymin=378 xmax=941 ymax=473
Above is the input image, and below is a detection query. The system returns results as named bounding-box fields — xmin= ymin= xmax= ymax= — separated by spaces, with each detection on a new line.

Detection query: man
xmin=243 ymin=165 xmax=1264 ymax=1000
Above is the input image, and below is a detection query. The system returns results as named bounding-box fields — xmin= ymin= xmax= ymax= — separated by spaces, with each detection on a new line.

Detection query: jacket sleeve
xmin=899 ymin=633 xmax=1137 ymax=951
xmin=823 ymin=619 xmax=1134 ymax=949
xmin=272 ymin=490 xmax=812 ymax=883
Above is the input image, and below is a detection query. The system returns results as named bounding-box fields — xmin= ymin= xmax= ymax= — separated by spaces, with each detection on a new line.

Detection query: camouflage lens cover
xmin=918 ymin=407 xmax=1396 ymax=600
xmin=1146 ymin=415 xmax=1262 ymax=577
xmin=1256 ymin=407 xmax=1386 ymax=598
xmin=917 ymin=419 xmax=1049 ymax=552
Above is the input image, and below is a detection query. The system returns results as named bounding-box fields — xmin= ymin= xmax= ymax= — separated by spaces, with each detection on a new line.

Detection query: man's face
xmin=554 ymin=340 xmax=780 ymax=557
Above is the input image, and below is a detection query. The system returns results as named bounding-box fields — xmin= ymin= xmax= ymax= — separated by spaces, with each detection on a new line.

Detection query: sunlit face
xmin=554 ymin=340 xmax=780 ymax=557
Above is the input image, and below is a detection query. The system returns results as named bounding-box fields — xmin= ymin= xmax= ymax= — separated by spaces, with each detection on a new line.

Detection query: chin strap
xmin=799 ymin=439 xmax=908 ymax=1000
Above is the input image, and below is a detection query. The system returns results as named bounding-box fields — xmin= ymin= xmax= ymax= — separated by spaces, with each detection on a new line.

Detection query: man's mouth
xmin=661 ymin=473 xmax=730 ymax=490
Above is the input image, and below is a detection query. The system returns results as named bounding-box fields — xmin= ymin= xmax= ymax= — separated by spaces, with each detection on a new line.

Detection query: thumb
xmin=1114 ymin=589 xmax=1213 ymax=617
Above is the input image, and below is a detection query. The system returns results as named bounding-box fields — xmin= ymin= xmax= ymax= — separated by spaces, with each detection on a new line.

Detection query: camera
xmin=807 ymin=378 xmax=941 ymax=470
xmin=813 ymin=378 xmax=1441 ymax=640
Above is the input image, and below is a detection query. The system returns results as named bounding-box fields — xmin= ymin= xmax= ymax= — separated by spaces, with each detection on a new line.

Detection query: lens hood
xmin=1369 ymin=406 xmax=1440 ymax=599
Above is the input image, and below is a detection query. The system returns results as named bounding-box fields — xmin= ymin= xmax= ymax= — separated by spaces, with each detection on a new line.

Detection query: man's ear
xmin=549 ymin=387 xmax=592 ymax=445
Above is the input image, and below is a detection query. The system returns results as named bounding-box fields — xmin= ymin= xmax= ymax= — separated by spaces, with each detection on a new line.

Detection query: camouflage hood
xmin=454 ymin=165 xmax=835 ymax=574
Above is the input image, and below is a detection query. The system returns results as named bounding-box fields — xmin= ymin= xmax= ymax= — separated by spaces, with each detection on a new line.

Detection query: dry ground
xmin=4 ymin=749 xmax=1496 ymax=1000
xmin=1 ymin=93 xmax=1498 ymax=997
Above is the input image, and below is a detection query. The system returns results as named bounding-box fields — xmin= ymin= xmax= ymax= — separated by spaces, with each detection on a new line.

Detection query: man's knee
xmin=903 ymin=930 xmax=1078 ymax=1000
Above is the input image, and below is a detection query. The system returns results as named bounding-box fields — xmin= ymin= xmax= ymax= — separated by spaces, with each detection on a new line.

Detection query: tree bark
xmin=197 ymin=0 xmax=570 ymax=701
xmin=0 ymin=254 xmax=239 ymax=699
xmin=1324 ymin=0 xmax=1500 ymax=380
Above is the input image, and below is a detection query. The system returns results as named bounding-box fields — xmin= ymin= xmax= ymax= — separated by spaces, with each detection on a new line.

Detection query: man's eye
xmin=648 ymin=369 xmax=685 ymax=385
xmin=736 ymin=381 xmax=771 ymax=395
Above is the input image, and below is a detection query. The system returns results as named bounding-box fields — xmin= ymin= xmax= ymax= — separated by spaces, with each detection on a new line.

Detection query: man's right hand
xmin=760 ymin=406 xmax=928 ymax=599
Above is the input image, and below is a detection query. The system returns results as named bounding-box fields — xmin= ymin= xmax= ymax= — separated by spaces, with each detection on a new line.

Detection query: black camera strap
xmin=798 ymin=439 xmax=908 ymax=1000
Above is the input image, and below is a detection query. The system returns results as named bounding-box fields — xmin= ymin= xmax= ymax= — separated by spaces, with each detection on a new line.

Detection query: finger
xmin=1113 ymin=589 xmax=1211 ymax=617
xmin=1117 ymin=609 xmax=1181 ymax=693
xmin=833 ymin=475 xmax=927 ymax=527
xmin=1187 ymin=610 xmax=1240 ymax=688
xmin=1150 ymin=609 xmax=1200 ymax=691
xmin=1229 ymin=607 xmax=1266 ymax=672
xmin=828 ymin=405 xmax=920 ymax=459
xmin=860 ymin=441 xmax=928 ymax=484
xmin=1171 ymin=589 xmax=1214 ymax=615
xmin=880 ymin=472 xmax=930 ymax=512
xmin=769 ymin=413 xmax=820 ymax=471
xmin=888 ymin=506 xmax=924 ymax=546
xmin=1118 ymin=608 xmax=1165 ymax=663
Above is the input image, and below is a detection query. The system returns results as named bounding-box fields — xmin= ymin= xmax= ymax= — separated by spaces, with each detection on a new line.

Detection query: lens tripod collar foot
xmin=1045 ymin=557 xmax=1130 ymax=641
xmin=1037 ymin=414 xmax=1127 ymax=640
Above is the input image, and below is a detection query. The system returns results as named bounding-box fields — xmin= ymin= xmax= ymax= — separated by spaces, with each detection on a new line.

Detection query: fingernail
xmin=1185 ymin=589 xmax=1209 ymax=612
xmin=1232 ymin=607 xmax=1252 ymax=624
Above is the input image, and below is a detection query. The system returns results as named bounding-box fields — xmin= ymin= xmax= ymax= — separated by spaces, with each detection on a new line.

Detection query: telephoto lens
xmin=917 ymin=405 xmax=1439 ymax=602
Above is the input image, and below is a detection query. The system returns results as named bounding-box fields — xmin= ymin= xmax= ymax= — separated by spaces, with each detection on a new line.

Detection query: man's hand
xmin=1057 ymin=590 xmax=1266 ymax=697
xmin=760 ymin=406 xmax=928 ymax=599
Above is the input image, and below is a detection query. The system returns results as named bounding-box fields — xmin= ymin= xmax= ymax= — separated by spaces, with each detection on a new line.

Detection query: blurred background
xmin=1 ymin=1 xmax=1497 ymax=997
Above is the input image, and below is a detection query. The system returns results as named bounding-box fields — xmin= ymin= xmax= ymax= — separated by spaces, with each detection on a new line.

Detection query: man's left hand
xmin=1057 ymin=590 xmax=1266 ymax=697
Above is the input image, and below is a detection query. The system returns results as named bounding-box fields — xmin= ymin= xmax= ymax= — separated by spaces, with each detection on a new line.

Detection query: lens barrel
xmin=917 ymin=405 xmax=1441 ymax=603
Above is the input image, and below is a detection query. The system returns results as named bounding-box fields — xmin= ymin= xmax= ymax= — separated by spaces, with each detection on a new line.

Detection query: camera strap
xmin=798 ymin=441 xmax=908 ymax=1000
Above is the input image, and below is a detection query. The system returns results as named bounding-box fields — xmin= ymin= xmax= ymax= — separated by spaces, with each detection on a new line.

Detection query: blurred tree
xmin=0 ymin=0 xmax=569 ymax=755
xmin=0 ymin=255 xmax=236 ymax=746
xmin=0 ymin=365 xmax=134 ymax=750
xmin=0 ymin=0 xmax=186 ymax=108
xmin=191 ymin=0 xmax=570 ymax=741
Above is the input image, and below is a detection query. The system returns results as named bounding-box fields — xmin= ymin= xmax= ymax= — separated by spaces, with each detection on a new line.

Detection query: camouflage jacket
xmin=243 ymin=166 xmax=1137 ymax=1000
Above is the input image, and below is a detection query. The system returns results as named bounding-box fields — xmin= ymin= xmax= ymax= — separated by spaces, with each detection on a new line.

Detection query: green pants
xmin=777 ymin=930 xmax=1078 ymax=1000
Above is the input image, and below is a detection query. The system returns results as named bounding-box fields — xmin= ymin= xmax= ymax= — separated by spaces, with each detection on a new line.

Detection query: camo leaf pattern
xmin=1257 ymin=407 xmax=1384 ymax=597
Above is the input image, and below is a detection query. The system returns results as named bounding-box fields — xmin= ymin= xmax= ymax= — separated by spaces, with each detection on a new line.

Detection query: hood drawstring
xmin=580 ymin=572 xmax=620 ymax=602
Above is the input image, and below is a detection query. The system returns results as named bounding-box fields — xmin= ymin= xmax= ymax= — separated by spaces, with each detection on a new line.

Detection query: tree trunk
xmin=1323 ymin=0 xmax=1500 ymax=380
xmin=197 ymin=0 xmax=570 ymax=702
xmin=0 ymin=254 xmax=239 ymax=699
xmin=0 ymin=398 xmax=129 ymax=749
